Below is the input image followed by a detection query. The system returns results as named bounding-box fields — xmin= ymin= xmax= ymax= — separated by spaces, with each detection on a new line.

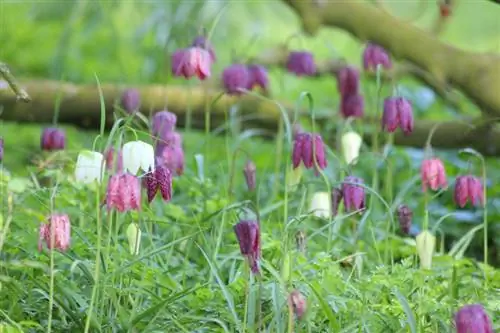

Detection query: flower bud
xmin=222 ymin=64 xmax=250 ymax=95
xmin=38 ymin=214 xmax=71 ymax=252
xmin=120 ymin=88 xmax=140 ymax=114
xmin=126 ymin=223 xmax=142 ymax=255
xmin=397 ymin=204 xmax=412 ymax=235
xmin=152 ymin=110 xmax=177 ymax=138
xmin=191 ymin=35 xmax=216 ymax=63
xmin=340 ymin=94 xmax=364 ymax=119
xmin=243 ymin=160 xmax=256 ymax=191
xmin=106 ymin=173 xmax=141 ymax=212
xmin=421 ymin=158 xmax=447 ymax=192
xmin=122 ymin=140 xmax=155 ymax=175
xmin=341 ymin=131 xmax=362 ymax=165
xmin=0 ymin=137 xmax=3 ymax=162
xmin=362 ymin=43 xmax=392 ymax=72
xmin=247 ymin=64 xmax=269 ymax=92
xmin=41 ymin=127 xmax=66 ymax=151
xmin=342 ymin=176 xmax=366 ymax=213
xmin=286 ymin=51 xmax=316 ymax=76
xmin=454 ymin=175 xmax=484 ymax=208
xmin=288 ymin=290 xmax=307 ymax=320
xmin=382 ymin=97 xmax=414 ymax=135
xmin=234 ymin=220 xmax=261 ymax=274
xmin=416 ymin=230 xmax=436 ymax=269
xmin=171 ymin=47 xmax=211 ymax=80
xmin=331 ymin=187 xmax=343 ymax=217
xmin=295 ymin=230 xmax=306 ymax=253
xmin=336 ymin=66 xmax=360 ymax=96
xmin=74 ymin=150 xmax=105 ymax=184
xmin=454 ymin=304 xmax=493 ymax=333
xmin=309 ymin=192 xmax=331 ymax=218
xmin=104 ymin=147 xmax=123 ymax=173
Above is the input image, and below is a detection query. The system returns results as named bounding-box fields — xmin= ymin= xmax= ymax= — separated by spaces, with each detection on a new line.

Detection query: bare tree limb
xmin=0 ymin=62 xmax=31 ymax=103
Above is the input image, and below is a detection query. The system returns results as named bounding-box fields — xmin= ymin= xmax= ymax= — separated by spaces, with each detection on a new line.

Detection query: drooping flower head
xmin=288 ymin=290 xmax=307 ymax=320
xmin=247 ymin=64 xmax=269 ymax=92
xmin=74 ymin=150 xmax=106 ymax=184
xmin=122 ymin=140 xmax=155 ymax=175
xmin=362 ymin=42 xmax=392 ymax=72
xmin=104 ymin=147 xmax=123 ymax=173
xmin=120 ymin=88 xmax=141 ymax=114
xmin=222 ymin=64 xmax=250 ymax=95
xmin=143 ymin=165 xmax=172 ymax=203
xmin=41 ymin=127 xmax=66 ymax=151
xmin=171 ymin=47 xmax=211 ymax=80
xmin=421 ymin=157 xmax=447 ymax=192
xmin=152 ymin=110 xmax=178 ymax=139
xmin=155 ymin=132 xmax=184 ymax=176
xmin=309 ymin=192 xmax=331 ymax=218
xmin=341 ymin=131 xmax=363 ymax=165
xmin=286 ymin=51 xmax=316 ymax=76
xmin=336 ymin=66 xmax=360 ymax=96
xmin=397 ymin=204 xmax=412 ymax=235
xmin=342 ymin=176 xmax=366 ymax=213
xmin=331 ymin=187 xmax=343 ymax=217
xmin=454 ymin=304 xmax=493 ymax=333
xmin=106 ymin=173 xmax=141 ymax=212
xmin=234 ymin=220 xmax=261 ymax=274
xmin=292 ymin=132 xmax=327 ymax=173
xmin=191 ymin=34 xmax=216 ymax=63
xmin=382 ymin=97 xmax=414 ymax=135
xmin=454 ymin=175 xmax=484 ymax=208
xmin=243 ymin=160 xmax=256 ymax=191
xmin=38 ymin=214 xmax=71 ymax=252
xmin=340 ymin=94 xmax=364 ymax=119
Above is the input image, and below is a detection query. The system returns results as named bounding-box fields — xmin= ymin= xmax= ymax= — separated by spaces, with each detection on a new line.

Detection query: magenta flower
xmin=243 ymin=160 xmax=256 ymax=191
xmin=292 ymin=133 xmax=327 ymax=172
xmin=340 ymin=94 xmax=364 ymax=119
xmin=336 ymin=66 xmax=360 ymax=96
xmin=155 ymin=141 xmax=184 ymax=176
xmin=286 ymin=51 xmax=316 ymax=76
xmin=120 ymin=88 xmax=140 ymax=114
xmin=191 ymin=35 xmax=216 ymax=63
xmin=152 ymin=110 xmax=178 ymax=139
xmin=171 ymin=47 xmax=211 ymax=80
xmin=144 ymin=165 xmax=172 ymax=203
xmin=362 ymin=42 xmax=392 ymax=72
xmin=234 ymin=220 xmax=261 ymax=274
xmin=247 ymin=64 xmax=269 ymax=92
xmin=104 ymin=147 xmax=123 ymax=173
xmin=288 ymin=290 xmax=307 ymax=320
xmin=41 ymin=127 xmax=66 ymax=151
xmin=397 ymin=204 xmax=412 ymax=235
xmin=106 ymin=173 xmax=141 ymax=212
xmin=454 ymin=304 xmax=493 ymax=333
xmin=382 ymin=97 xmax=414 ymax=135
xmin=38 ymin=214 xmax=71 ymax=252
xmin=222 ymin=64 xmax=250 ymax=95
xmin=421 ymin=158 xmax=447 ymax=192
xmin=331 ymin=187 xmax=343 ymax=217
xmin=342 ymin=176 xmax=366 ymax=212
xmin=454 ymin=175 xmax=484 ymax=208
xmin=0 ymin=137 xmax=3 ymax=162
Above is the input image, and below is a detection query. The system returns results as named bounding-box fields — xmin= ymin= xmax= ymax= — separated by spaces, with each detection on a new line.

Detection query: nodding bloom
xmin=454 ymin=304 xmax=493 ymax=333
xmin=292 ymin=133 xmax=327 ymax=172
xmin=41 ymin=127 xmax=66 ymax=151
xmin=292 ymin=123 xmax=304 ymax=140
xmin=286 ymin=51 xmax=316 ymax=76
xmin=247 ymin=64 xmax=269 ymax=92
xmin=155 ymin=132 xmax=184 ymax=176
xmin=331 ymin=187 xmax=343 ymax=217
xmin=191 ymin=34 xmax=216 ymax=63
xmin=143 ymin=165 xmax=172 ymax=203
xmin=337 ymin=66 xmax=360 ymax=96
xmin=106 ymin=173 xmax=141 ymax=212
xmin=122 ymin=140 xmax=155 ymax=175
xmin=38 ymin=214 xmax=71 ymax=252
xmin=340 ymin=94 xmax=364 ymax=119
xmin=74 ymin=150 xmax=105 ymax=184
xmin=309 ymin=192 xmax=331 ymax=218
xmin=171 ymin=47 xmax=211 ymax=80
xmin=397 ymin=204 xmax=412 ymax=235
xmin=0 ymin=137 xmax=3 ymax=162
xmin=341 ymin=131 xmax=363 ymax=165
xmin=120 ymin=88 xmax=140 ymax=114
xmin=152 ymin=110 xmax=178 ymax=139
xmin=288 ymin=290 xmax=307 ymax=320
xmin=421 ymin=158 xmax=447 ymax=191
xmin=243 ymin=160 xmax=256 ymax=191
xmin=382 ymin=97 xmax=414 ymax=135
xmin=454 ymin=175 xmax=484 ymax=208
xmin=104 ymin=147 xmax=123 ymax=173
xmin=362 ymin=42 xmax=392 ymax=72
xmin=222 ymin=64 xmax=250 ymax=95
xmin=342 ymin=176 xmax=366 ymax=212
xmin=234 ymin=220 xmax=261 ymax=274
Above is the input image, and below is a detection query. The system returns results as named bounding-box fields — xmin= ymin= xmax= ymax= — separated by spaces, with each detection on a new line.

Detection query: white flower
xmin=122 ymin=140 xmax=155 ymax=174
xmin=74 ymin=150 xmax=105 ymax=184
xmin=309 ymin=192 xmax=331 ymax=218
xmin=341 ymin=131 xmax=362 ymax=165
xmin=416 ymin=230 xmax=436 ymax=270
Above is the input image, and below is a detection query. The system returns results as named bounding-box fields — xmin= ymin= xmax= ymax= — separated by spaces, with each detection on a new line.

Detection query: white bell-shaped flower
xmin=122 ymin=140 xmax=155 ymax=174
xmin=309 ymin=192 xmax=331 ymax=218
xmin=416 ymin=230 xmax=436 ymax=270
xmin=74 ymin=150 xmax=105 ymax=184
xmin=341 ymin=131 xmax=362 ymax=165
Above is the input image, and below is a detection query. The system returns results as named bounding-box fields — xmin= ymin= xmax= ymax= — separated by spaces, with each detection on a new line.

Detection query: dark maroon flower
xmin=454 ymin=175 xmax=484 ymax=208
xmin=421 ymin=158 xmax=447 ymax=192
xmin=340 ymin=94 xmax=364 ymax=119
xmin=247 ymin=64 xmax=269 ymax=92
xmin=289 ymin=290 xmax=307 ymax=320
xmin=106 ymin=173 xmax=141 ymax=212
xmin=120 ymin=88 xmax=140 ymax=114
xmin=362 ymin=43 xmax=392 ymax=72
xmin=292 ymin=133 xmax=327 ymax=172
xmin=171 ymin=47 xmax=211 ymax=80
xmin=397 ymin=204 xmax=412 ymax=235
xmin=144 ymin=165 xmax=172 ymax=203
xmin=0 ymin=137 xmax=3 ymax=162
xmin=152 ymin=110 xmax=178 ymax=139
xmin=222 ymin=64 xmax=250 ymax=95
xmin=331 ymin=187 xmax=343 ymax=217
xmin=243 ymin=160 xmax=256 ymax=191
xmin=342 ymin=176 xmax=366 ymax=212
xmin=286 ymin=51 xmax=316 ymax=76
xmin=155 ymin=140 xmax=184 ymax=176
xmin=336 ymin=66 xmax=360 ymax=96
xmin=454 ymin=304 xmax=493 ymax=333
xmin=191 ymin=35 xmax=216 ymax=63
xmin=234 ymin=220 xmax=261 ymax=274
xmin=38 ymin=213 xmax=71 ymax=252
xmin=382 ymin=97 xmax=414 ymax=135
xmin=41 ymin=127 xmax=66 ymax=151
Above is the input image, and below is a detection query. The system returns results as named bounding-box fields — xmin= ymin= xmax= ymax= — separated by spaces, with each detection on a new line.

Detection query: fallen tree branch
xmin=282 ymin=0 xmax=500 ymax=116
xmin=0 ymin=79 xmax=499 ymax=156
xmin=0 ymin=62 xmax=31 ymax=103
